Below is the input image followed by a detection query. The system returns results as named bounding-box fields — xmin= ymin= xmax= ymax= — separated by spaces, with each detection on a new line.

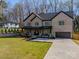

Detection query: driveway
xmin=44 ymin=39 xmax=79 ymax=59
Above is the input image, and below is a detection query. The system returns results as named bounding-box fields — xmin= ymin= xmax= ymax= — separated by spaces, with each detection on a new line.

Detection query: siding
xmin=24 ymin=14 xmax=35 ymax=26
xmin=31 ymin=17 xmax=42 ymax=27
xmin=52 ymin=12 xmax=73 ymax=32
xmin=43 ymin=21 xmax=52 ymax=26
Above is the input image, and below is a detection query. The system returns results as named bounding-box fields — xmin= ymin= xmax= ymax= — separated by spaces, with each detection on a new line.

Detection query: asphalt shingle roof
xmin=24 ymin=11 xmax=73 ymax=21
xmin=38 ymin=11 xmax=73 ymax=21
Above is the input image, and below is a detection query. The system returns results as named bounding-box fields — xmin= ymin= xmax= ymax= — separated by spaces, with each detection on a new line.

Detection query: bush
xmin=73 ymin=32 xmax=79 ymax=40
xmin=8 ymin=29 xmax=11 ymax=33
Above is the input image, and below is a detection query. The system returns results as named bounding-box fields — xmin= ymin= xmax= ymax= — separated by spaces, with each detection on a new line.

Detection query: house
xmin=3 ymin=21 xmax=19 ymax=28
xmin=23 ymin=11 xmax=73 ymax=38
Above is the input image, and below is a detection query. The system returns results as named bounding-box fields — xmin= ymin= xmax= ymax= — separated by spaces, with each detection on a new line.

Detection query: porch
xmin=22 ymin=26 xmax=54 ymax=39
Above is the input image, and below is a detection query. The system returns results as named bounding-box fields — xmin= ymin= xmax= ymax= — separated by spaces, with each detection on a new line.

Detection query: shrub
xmin=73 ymin=32 xmax=79 ymax=40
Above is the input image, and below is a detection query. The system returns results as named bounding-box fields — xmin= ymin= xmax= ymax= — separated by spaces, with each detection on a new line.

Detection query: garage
xmin=56 ymin=32 xmax=71 ymax=38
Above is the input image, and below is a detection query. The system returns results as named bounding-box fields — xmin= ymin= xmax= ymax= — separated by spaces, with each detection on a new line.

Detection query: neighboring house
xmin=23 ymin=11 xmax=73 ymax=38
xmin=3 ymin=21 xmax=19 ymax=28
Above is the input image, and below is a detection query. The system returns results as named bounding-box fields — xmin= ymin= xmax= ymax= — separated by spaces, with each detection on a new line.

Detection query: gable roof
xmin=23 ymin=12 xmax=43 ymax=22
xmin=23 ymin=11 xmax=73 ymax=22
xmin=50 ymin=11 xmax=73 ymax=20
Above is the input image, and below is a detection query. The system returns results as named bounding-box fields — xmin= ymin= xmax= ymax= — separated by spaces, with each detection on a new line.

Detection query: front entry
xmin=34 ymin=30 xmax=39 ymax=35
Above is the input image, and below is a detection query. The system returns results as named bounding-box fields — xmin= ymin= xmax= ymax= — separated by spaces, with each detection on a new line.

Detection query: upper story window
xmin=44 ymin=21 xmax=51 ymax=26
xmin=35 ymin=22 xmax=39 ymax=26
xmin=59 ymin=21 xmax=64 ymax=25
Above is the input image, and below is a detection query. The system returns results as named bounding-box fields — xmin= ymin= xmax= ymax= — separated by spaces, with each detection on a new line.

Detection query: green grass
xmin=0 ymin=38 xmax=52 ymax=59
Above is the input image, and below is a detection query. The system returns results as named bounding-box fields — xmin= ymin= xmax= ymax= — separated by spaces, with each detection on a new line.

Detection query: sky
xmin=7 ymin=0 xmax=20 ymax=6
xmin=6 ymin=0 xmax=78 ymax=7
xmin=6 ymin=0 xmax=79 ymax=14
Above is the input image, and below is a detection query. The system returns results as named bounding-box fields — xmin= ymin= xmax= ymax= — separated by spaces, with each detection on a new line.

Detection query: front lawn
xmin=72 ymin=32 xmax=79 ymax=45
xmin=0 ymin=38 xmax=52 ymax=59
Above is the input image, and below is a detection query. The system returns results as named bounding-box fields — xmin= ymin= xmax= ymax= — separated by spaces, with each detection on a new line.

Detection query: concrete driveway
xmin=44 ymin=39 xmax=79 ymax=59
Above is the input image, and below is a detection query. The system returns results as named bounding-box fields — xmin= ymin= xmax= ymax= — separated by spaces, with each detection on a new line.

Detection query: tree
xmin=58 ymin=1 xmax=65 ymax=11
xmin=49 ymin=0 xmax=54 ymax=12
xmin=64 ymin=0 xmax=73 ymax=12
xmin=23 ymin=0 xmax=31 ymax=15
xmin=74 ymin=16 xmax=79 ymax=31
xmin=0 ymin=0 xmax=7 ymax=21
xmin=54 ymin=0 xmax=58 ymax=12
xmin=32 ymin=0 xmax=40 ymax=13
xmin=76 ymin=0 xmax=79 ymax=14
xmin=12 ymin=3 xmax=24 ymax=27
xmin=39 ymin=0 xmax=49 ymax=13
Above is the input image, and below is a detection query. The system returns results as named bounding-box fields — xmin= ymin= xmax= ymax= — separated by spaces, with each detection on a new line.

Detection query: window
xmin=35 ymin=22 xmax=39 ymax=26
xmin=59 ymin=21 xmax=64 ymax=25
xmin=45 ymin=22 xmax=49 ymax=26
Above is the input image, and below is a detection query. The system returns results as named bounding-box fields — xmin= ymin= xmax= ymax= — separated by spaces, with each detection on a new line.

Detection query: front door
xmin=34 ymin=30 xmax=39 ymax=35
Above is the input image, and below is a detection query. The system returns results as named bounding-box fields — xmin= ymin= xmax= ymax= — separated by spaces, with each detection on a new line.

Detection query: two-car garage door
xmin=56 ymin=32 xmax=71 ymax=38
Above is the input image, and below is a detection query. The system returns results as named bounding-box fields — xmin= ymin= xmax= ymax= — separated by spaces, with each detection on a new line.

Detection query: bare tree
xmin=64 ymin=0 xmax=73 ymax=12
xmin=58 ymin=0 xmax=65 ymax=11
xmin=23 ymin=0 xmax=31 ymax=15
xmin=54 ymin=0 xmax=58 ymax=12
xmin=0 ymin=0 xmax=7 ymax=21
xmin=32 ymin=0 xmax=40 ymax=13
xmin=49 ymin=0 xmax=55 ymax=12
xmin=39 ymin=0 xmax=49 ymax=13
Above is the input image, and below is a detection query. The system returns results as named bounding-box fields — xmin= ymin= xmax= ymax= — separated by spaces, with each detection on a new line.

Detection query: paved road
xmin=44 ymin=39 xmax=79 ymax=59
